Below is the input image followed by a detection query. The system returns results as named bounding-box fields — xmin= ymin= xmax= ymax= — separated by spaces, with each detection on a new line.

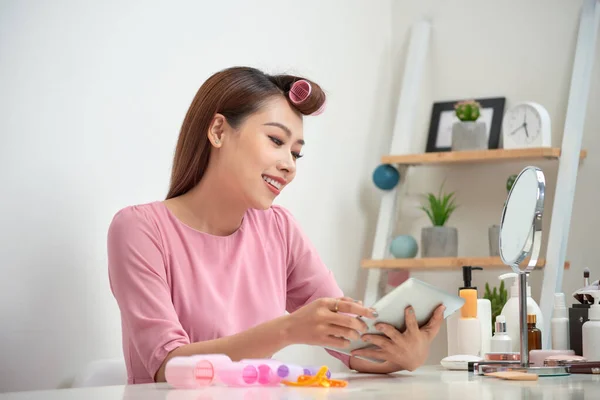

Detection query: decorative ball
xmin=506 ymin=174 xmax=517 ymax=192
xmin=390 ymin=235 xmax=418 ymax=258
xmin=372 ymin=164 xmax=400 ymax=190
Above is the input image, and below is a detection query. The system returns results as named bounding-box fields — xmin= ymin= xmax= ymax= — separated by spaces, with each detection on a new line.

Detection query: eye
xmin=269 ymin=136 xmax=283 ymax=146
xmin=292 ymin=152 xmax=303 ymax=160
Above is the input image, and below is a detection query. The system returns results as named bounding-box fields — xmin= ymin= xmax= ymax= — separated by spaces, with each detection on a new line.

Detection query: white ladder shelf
xmin=362 ymin=0 xmax=600 ymax=351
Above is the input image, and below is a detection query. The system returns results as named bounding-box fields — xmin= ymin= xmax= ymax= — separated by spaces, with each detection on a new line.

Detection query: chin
xmin=252 ymin=199 xmax=274 ymax=210
xmin=246 ymin=193 xmax=274 ymax=210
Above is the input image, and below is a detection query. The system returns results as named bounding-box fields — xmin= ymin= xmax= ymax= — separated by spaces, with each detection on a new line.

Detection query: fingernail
xmin=370 ymin=308 xmax=379 ymax=318
xmin=408 ymin=307 xmax=414 ymax=314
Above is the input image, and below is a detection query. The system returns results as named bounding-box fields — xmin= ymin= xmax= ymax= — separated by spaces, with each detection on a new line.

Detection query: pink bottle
xmin=165 ymin=354 xmax=232 ymax=389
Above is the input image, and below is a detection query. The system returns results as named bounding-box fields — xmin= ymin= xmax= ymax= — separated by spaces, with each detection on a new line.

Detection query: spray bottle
xmin=582 ymin=290 xmax=600 ymax=360
xmin=499 ymin=272 xmax=543 ymax=353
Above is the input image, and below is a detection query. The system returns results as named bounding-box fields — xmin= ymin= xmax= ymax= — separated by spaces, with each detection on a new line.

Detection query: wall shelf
xmin=381 ymin=147 xmax=588 ymax=166
xmin=361 ymin=256 xmax=570 ymax=271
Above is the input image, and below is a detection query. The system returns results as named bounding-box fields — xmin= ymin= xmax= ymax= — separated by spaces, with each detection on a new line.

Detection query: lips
xmin=262 ymin=175 xmax=287 ymax=195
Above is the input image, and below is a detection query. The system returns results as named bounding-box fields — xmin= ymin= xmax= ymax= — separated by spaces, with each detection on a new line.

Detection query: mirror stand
xmin=474 ymin=166 xmax=569 ymax=377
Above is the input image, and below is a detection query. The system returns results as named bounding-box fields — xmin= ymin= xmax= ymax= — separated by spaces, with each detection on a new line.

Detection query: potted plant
xmin=451 ymin=100 xmax=488 ymax=151
xmin=489 ymin=174 xmax=517 ymax=256
xmin=484 ymin=280 xmax=508 ymax=333
xmin=419 ymin=185 xmax=459 ymax=257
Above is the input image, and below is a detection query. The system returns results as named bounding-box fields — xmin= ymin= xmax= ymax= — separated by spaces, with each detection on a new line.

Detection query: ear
xmin=207 ymin=114 xmax=227 ymax=148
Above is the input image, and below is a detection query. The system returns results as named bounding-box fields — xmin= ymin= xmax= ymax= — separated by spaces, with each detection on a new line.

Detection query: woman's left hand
xmin=350 ymin=304 xmax=445 ymax=372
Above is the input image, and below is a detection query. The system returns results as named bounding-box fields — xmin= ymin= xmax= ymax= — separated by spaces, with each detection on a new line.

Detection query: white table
xmin=1 ymin=366 xmax=598 ymax=399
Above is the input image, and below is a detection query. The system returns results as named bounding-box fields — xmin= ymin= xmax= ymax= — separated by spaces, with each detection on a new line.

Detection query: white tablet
xmin=325 ymin=277 xmax=465 ymax=362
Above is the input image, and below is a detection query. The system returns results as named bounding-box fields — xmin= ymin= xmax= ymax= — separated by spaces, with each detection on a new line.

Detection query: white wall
xmin=1 ymin=0 xmax=597 ymax=393
xmin=0 ymin=0 xmax=394 ymax=392
xmin=388 ymin=0 xmax=599 ymax=364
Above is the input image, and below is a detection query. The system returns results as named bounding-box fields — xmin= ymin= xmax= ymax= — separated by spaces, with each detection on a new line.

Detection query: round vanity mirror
xmin=499 ymin=166 xmax=545 ymax=273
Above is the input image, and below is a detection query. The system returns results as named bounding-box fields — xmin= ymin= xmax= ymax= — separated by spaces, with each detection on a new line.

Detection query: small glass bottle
xmin=527 ymin=313 xmax=542 ymax=350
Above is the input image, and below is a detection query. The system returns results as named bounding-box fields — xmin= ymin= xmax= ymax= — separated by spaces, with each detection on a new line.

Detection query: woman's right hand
xmin=283 ymin=297 xmax=378 ymax=348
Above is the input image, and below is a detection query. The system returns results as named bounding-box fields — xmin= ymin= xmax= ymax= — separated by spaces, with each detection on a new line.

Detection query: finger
xmin=322 ymin=335 xmax=351 ymax=349
xmin=338 ymin=296 xmax=363 ymax=305
xmin=329 ymin=312 xmax=369 ymax=333
xmin=334 ymin=299 xmax=378 ymax=319
xmin=351 ymin=347 xmax=387 ymax=362
xmin=361 ymin=333 xmax=395 ymax=352
xmin=404 ymin=306 xmax=418 ymax=334
xmin=423 ymin=304 xmax=446 ymax=339
xmin=374 ymin=323 xmax=403 ymax=343
xmin=325 ymin=324 xmax=361 ymax=341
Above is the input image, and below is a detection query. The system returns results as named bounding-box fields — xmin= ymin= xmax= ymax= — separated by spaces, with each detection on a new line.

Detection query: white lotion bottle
xmin=582 ymin=291 xmax=600 ymax=361
xmin=490 ymin=315 xmax=512 ymax=353
xmin=478 ymin=298 xmax=492 ymax=356
xmin=499 ymin=273 xmax=543 ymax=352
xmin=456 ymin=284 xmax=482 ymax=357
xmin=551 ymin=293 xmax=570 ymax=350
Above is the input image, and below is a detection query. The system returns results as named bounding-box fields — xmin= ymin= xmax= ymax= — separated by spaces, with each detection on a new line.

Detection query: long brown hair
xmin=166 ymin=66 xmax=326 ymax=199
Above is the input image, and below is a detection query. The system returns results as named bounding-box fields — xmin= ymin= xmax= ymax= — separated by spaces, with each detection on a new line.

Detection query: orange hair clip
xmin=281 ymin=366 xmax=348 ymax=388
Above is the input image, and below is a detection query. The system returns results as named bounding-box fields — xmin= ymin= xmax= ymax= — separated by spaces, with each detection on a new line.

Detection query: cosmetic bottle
xmin=447 ymin=266 xmax=489 ymax=356
xmin=551 ymin=292 xmax=570 ymax=350
xmin=582 ymin=290 xmax=600 ymax=361
xmin=455 ymin=268 xmax=482 ymax=357
xmin=527 ymin=314 xmax=542 ymax=351
xmin=489 ymin=315 xmax=512 ymax=353
xmin=499 ymin=272 xmax=543 ymax=352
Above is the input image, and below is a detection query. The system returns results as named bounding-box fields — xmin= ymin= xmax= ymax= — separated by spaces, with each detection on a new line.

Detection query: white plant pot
xmin=421 ymin=226 xmax=458 ymax=257
xmin=451 ymin=121 xmax=487 ymax=151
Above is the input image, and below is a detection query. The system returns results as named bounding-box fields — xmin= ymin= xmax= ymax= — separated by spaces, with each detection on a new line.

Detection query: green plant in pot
xmin=489 ymin=174 xmax=518 ymax=256
xmin=419 ymin=185 xmax=459 ymax=257
xmin=451 ymin=99 xmax=487 ymax=151
xmin=484 ymin=280 xmax=508 ymax=334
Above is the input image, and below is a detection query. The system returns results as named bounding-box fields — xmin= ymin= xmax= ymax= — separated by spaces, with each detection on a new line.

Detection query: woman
xmin=107 ymin=66 xmax=445 ymax=384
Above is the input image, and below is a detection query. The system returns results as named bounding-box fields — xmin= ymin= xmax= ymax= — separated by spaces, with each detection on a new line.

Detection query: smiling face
xmin=207 ymin=96 xmax=305 ymax=210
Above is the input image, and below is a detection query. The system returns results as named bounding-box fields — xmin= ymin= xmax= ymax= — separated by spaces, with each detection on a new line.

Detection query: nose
xmin=277 ymin=157 xmax=296 ymax=175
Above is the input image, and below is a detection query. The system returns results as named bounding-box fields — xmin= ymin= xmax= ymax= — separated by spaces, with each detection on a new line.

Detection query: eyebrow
xmin=263 ymin=122 xmax=305 ymax=145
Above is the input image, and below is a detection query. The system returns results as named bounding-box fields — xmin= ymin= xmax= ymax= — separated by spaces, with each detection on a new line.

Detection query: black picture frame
xmin=425 ymin=97 xmax=506 ymax=153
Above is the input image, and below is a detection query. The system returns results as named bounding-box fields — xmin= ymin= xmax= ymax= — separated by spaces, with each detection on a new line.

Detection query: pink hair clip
xmin=289 ymin=80 xmax=326 ymax=116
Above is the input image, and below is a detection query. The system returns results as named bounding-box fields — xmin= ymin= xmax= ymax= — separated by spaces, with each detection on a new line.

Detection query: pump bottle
xmin=447 ymin=266 xmax=489 ymax=356
xmin=582 ymin=290 xmax=600 ymax=361
xmin=499 ymin=272 xmax=543 ymax=352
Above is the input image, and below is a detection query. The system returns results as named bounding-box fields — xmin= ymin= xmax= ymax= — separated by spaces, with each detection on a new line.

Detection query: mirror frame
xmin=499 ymin=166 xmax=545 ymax=273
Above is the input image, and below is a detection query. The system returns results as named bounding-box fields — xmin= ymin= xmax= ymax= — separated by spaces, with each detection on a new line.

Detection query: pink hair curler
xmin=165 ymin=354 xmax=232 ymax=389
xmin=303 ymin=366 xmax=332 ymax=379
xmin=216 ymin=362 xmax=259 ymax=387
xmin=288 ymin=80 xmax=326 ymax=116
xmin=289 ymin=80 xmax=312 ymax=105
xmin=276 ymin=364 xmax=306 ymax=381
xmin=239 ymin=359 xmax=281 ymax=385
xmin=311 ymin=99 xmax=326 ymax=116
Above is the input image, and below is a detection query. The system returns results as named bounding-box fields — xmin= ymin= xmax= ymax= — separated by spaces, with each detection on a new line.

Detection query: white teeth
xmin=262 ymin=175 xmax=282 ymax=190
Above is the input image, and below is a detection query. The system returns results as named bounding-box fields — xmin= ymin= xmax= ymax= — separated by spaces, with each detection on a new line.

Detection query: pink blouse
xmin=107 ymin=201 xmax=349 ymax=383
